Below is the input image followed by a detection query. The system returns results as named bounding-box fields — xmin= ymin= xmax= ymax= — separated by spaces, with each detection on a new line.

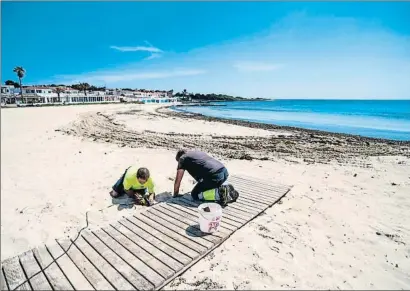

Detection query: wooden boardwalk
xmin=1 ymin=175 xmax=292 ymax=291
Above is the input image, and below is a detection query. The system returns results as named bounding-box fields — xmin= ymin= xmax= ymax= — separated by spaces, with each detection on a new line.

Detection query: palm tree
xmin=13 ymin=66 xmax=25 ymax=98
xmin=78 ymin=82 xmax=90 ymax=97
xmin=54 ymin=87 xmax=64 ymax=102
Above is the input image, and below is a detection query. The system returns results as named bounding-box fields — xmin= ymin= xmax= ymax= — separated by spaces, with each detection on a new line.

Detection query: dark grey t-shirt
xmin=177 ymin=151 xmax=225 ymax=181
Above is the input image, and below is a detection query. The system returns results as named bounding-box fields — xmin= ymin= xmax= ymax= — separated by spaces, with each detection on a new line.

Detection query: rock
xmin=376 ymin=231 xmax=381 ymax=236
xmin=78 ymin=151 xmax=82 ymax=154
xmin=391 ymin=182 xmax=398 ymax=186
xmin=239 ymin=153 xmax=253 ymax=161
xmin=353 ymin=173 xmax=357 ymax=177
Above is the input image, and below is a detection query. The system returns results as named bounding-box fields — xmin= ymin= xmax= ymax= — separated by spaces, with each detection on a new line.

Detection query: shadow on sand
xmin=185 ymin=224 xmax=212 ymax=237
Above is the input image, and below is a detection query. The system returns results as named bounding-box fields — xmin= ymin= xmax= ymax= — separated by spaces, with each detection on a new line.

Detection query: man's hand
xmin=173 ymin=169 xmax=185 ymax=197
xmin=148 ymin=193 xmax=156 ymax=206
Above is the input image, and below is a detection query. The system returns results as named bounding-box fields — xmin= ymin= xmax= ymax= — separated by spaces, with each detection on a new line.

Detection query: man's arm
xmin=147 ymin=178 xmax=156 ymax=203
xmin=173 ymin=169 xmax=185 ymax=197
xmin=124 ymin=188 xmax=137 ymax=197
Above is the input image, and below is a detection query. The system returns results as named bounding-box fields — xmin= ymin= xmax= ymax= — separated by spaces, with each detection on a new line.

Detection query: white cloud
xmin=233 ymin=61 xmax=283 ymax=72
xmin=144 ymin=53 xmax=162 ymax=61
xmin=110 ymin=45 xmax=163 ymax=53
xmin=110 ymin=43 xmax=165 ymax=61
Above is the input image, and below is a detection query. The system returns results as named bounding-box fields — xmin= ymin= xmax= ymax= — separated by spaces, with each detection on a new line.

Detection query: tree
xmin=54 ymin=87 xmax=65 ymax=102
xmin=13 ymin=67 xmax=25 ymax=97
xmin=77 ymin=82 xmax=90 ymax=96
xmin=4 ymin=80 xmax=20 ymax=88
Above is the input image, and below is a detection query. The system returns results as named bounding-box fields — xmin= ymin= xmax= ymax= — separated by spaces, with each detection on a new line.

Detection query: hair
xmin=175 ymin=149 xmax=187 ymax=161
xmin=136 ymin=167 xmax=150 ymax=180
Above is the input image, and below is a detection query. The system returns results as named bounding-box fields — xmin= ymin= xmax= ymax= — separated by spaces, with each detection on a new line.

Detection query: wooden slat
xmin=232 ymin=185 xmax=278 ymax=204
xmin=106 ymin=224 xmax=183 ymax=273
xmin=173 ymin=198 xmax=241 ymax=229
xmin=229 ymin=176 xmax=289 ymax=194
xmin=46 ymin=243 xmax=93 ymax=290
xmin=179 ymin=194 xmax=259 ymax=216
xmin=231 ymin=174 xmax=290 ymax=190
xmin=231 ymin=174 xmax=288 ymax=188
xmin=235 ymin=197 xmax=267 ymax=210
xmin=158 ymin=202 xmax=233 ymax=233
xmin=123 ymin=216 xmax=201 ymax=260
xmin=2 ymin=256 xmax=31 ymax=290
xmin=128 ymin=215 xmax=207 ymax=255
xmin=19 ymin=250 xmax=52 ymax=290
xmin=230 ymin=177 xmax=286 ymax=193
xmin=1 ymin=268 xmax=9 ymax=291
xmin=221 ymin=206 xmax=253 ymax=220
xmin=148 ymin=207 xmax=227 ymax=243
xmin=81 ymin=231 xmax=154 ymax=290
xmin=94 ymin=228 xmax=166 ymax=288
xmin=219 ymin=209 xmax=249 ymax=223
xmin=224 ymin=202 xmax=259 ymax=215
xmin=156 ymin=203 xmax=233 ymax=235
xmin=57 ymin=239 xmax=114 ymax=290
xmin=169 ymin=199 xmax=246 ymax=227
xmin=117 ymin=219 xmax=194 ymax=264
xmin=223 ymin=199 xmax=261 ymax=215
xmin=33 ymin=246 xmax=73 ymax=290
xmin=140 ymin=212 xmax=214 ymax=249
xmin=72 ymin=236 xmax=134 ymax=290
xmin=232 ymin=183 xmax=284 ymax=201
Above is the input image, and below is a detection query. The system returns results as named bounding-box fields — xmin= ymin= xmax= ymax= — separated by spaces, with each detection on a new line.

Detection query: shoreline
xmin=167 ymin=105 xmax=410 ymax=144
xmin=54 ymin=105 xmax=409 ymax=166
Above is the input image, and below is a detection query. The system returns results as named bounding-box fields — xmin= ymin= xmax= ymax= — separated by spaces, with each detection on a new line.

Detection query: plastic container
xmin=198 ymin=203 xmax=223 ymax=233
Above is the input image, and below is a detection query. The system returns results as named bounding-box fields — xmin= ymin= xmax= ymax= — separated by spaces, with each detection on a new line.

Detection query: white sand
xmin=1 ymin=104 xmax=409 ymax=289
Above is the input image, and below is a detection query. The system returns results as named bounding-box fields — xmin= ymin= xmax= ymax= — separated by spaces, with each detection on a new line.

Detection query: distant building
xmin=2 ymin=84 xmax=178 ymax=106
xmin=1 ymin=85 xmax=19 ymax=104
xmin=1 ymin=85 xmax=17 ymax=95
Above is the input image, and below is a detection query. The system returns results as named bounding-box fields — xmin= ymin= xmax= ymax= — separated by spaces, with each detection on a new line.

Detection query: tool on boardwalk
xmin=112 ymin=194 xmax=156 ymax=208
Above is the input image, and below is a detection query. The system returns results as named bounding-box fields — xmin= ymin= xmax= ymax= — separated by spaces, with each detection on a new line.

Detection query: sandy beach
xmin=1 ymin=103 xmax=409 ymax=290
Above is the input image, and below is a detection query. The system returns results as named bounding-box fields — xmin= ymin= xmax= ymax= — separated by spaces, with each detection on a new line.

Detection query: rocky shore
xmin=57 ymin=106 xmax=410 ymax=166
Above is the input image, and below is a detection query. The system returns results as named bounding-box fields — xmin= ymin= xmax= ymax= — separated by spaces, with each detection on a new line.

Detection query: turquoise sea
xmin=174 ymin=100 xmax=410 ymax=141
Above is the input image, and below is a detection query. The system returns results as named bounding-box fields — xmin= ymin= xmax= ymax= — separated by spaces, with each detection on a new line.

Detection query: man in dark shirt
xmin=173 ymin=149 xmax=229 ymax=200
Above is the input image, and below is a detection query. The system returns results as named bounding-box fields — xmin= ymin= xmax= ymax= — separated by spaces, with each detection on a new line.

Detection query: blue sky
xmin=1 ymin=2 xmax=410 ymax=99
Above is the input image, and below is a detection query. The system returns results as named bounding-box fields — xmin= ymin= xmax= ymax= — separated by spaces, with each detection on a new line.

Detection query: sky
xmin=1 ymin=2 xmax=410 ymax=99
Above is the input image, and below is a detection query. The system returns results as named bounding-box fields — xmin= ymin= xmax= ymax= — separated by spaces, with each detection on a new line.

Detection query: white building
xmin=1 ymin=85 xmax=19 ymax=105
xmin=17 ymin=86 xmax=119 ymax=105
xmin=1 ymin=85 xmax=16 ymax=95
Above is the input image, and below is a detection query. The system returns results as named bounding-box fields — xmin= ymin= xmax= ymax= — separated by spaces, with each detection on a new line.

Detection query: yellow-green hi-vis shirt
xmin=123 ymin=166 xmax=155 ymax=193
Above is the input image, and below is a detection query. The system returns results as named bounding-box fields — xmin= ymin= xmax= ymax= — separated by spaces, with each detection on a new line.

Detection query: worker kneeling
xmin=198 ymin=183 xmax=239 ymax=207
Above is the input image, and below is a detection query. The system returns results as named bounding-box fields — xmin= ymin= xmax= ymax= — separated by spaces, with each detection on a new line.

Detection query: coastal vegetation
xmin=173 ymin=91 xmax=267 ymax=102
xmin=12 ymin=66 xmax=25 ymax=96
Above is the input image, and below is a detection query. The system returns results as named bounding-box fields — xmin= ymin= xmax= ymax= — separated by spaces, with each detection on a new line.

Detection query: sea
xmin=173 ymin=100 xmax=410 ymax=141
